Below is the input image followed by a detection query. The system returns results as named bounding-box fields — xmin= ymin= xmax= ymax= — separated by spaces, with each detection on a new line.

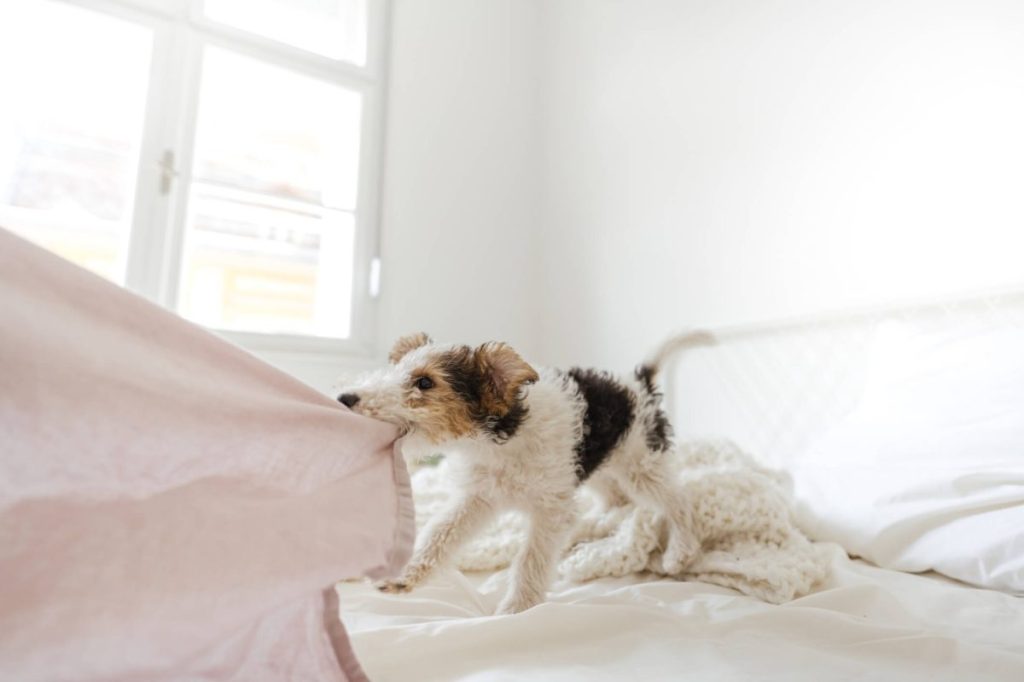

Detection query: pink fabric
xmin=0 ymin=229 xmax=414 ymax=681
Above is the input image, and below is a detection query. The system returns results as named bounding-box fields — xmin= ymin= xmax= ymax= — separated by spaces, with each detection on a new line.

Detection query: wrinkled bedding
xmin=339 ymin=550 xmax=1024 ymax=681
xmin=0 ymin=229 xmax=414 ymax=681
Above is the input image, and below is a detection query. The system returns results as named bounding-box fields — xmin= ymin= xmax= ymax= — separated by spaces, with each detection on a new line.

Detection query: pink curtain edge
xmin=323 ymin=442 xmax=416 ymax=681
xmin=375 ymin=440 xmax=417 ymax=580
xmin=323 ymin=587 xmax=370 ymax=682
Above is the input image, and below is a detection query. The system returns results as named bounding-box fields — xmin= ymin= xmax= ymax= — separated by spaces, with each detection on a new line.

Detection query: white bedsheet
xmin=338 ymin=545 xmax=1024 ymax=681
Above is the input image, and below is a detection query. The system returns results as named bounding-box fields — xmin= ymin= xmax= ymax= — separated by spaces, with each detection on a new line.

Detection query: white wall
xmin=376 ymin=0 xmax=542 ymax=362
xmin=538 ymin=0 xmax=1024 ymax=370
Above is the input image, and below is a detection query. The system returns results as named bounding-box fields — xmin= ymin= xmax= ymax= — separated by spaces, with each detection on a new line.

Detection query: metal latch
xmin=158 ymin=149 xmax=178 ymax=195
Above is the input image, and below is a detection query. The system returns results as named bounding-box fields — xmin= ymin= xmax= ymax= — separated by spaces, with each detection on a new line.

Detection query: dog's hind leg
xmin=611 ymin=451 xmax=700 ymax=575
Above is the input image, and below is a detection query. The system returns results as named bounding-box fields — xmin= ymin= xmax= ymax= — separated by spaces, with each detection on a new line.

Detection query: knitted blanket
xmin=411 ymin=440 xmax=831 ymax=604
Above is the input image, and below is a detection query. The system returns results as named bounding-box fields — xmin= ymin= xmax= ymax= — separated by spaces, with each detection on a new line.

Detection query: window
xmin=0 ymin=2 xmax=151 ymax=284
xmin=0 ymin=0 xmax=386 ymax=355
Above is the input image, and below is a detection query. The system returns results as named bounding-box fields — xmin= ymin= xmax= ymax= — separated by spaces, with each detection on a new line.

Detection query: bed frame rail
xmin=661 ymin=285 xmax=1024 ymax=467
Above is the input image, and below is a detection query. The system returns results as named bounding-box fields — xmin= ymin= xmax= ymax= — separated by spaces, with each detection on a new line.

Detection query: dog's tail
xmin=634 ymin=330 xmax=716 ymax=392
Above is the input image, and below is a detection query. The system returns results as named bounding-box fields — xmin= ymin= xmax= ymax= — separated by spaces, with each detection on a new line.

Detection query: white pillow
xmin=792 ymin=320 xmax=1024 ymax=594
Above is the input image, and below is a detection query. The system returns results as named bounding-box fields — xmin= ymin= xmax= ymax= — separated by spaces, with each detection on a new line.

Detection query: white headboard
xmin=663 ymin=286 xmax=1024 ymax=468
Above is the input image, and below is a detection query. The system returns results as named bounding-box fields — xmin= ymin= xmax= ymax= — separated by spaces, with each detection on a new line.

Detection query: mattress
xmin=337 ymin=546 xmax=1024 ymax=681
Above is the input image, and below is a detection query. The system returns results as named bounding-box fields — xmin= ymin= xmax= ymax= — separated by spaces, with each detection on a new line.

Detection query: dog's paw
xmin=374 ymin=578 xmax=414 ymax=594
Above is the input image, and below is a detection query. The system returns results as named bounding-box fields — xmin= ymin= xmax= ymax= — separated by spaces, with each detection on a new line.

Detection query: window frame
xmin=47 ymin=0 xmax=388 ymax=360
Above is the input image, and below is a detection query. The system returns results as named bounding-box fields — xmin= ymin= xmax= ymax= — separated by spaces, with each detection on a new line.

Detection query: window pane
xmin=182 ymin=48 xmax=363 ymax=339
xmin=179 ymin=185 xmax=355 ymax=338
xmin=0 ymin=1 xmax=151 ymax=283
xmin=203 ymin=0 xmax=367 ymax=65
xmin=192 ymin=48 xmax=363 ymax=210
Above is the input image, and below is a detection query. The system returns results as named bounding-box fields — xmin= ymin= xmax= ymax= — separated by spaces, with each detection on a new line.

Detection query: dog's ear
xmin=473 ymin=342 xmax=539 ymax=415
xmin=389 ymin=332 xmax=432 ymax=364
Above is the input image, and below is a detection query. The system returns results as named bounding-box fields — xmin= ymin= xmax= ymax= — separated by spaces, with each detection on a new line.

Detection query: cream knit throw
xmin=411 ymin=440 xmax=831 ymax=604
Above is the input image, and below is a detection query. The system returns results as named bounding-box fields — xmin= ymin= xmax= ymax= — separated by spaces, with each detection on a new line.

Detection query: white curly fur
xmin=412 ymin=440 xmax=831 ymax=604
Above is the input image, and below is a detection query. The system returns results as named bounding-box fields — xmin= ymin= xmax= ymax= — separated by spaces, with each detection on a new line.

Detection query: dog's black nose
xmin=337 ymin=393 xmax=360 ymax=408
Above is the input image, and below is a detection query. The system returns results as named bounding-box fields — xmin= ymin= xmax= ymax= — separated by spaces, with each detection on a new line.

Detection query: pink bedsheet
xmin=0 ymin=229 xmax=414 ymax=681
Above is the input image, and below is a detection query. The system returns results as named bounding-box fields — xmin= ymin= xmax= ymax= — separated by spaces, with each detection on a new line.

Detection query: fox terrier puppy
xmin=335 ymin=331 xmax=713 ymax=614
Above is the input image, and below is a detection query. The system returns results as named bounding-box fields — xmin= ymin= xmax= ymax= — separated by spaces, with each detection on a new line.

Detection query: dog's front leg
xmin=376 ymin=494 xmax=493 ymax=594
xmin=496 ymin=505 xmax=572 ymax=615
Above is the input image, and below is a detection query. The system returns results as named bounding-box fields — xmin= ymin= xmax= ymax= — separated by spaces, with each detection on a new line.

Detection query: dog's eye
xmin=415 ymin=376 xmax=434 ymax=391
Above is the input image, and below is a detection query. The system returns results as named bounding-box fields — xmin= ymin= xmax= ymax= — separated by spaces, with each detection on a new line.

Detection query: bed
xmin=337 ymin=288 xmax=1024 ymax=681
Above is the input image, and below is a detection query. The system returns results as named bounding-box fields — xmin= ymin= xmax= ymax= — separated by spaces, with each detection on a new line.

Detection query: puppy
xmin=336 ymin=332 xmax=712 ymax=614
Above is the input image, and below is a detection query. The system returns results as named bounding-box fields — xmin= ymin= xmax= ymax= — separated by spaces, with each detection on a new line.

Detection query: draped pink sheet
xmin=0 ymin=229 xmax=415 ymax=681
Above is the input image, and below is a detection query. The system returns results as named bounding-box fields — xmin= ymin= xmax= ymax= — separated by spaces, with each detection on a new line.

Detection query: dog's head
xmin=336 ymin=332 xmax=539 ymax=444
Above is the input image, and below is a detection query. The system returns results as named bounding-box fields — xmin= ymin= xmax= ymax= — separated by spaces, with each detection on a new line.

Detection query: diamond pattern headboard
xmin=662 ymin=287 xmax=1024 ymax=468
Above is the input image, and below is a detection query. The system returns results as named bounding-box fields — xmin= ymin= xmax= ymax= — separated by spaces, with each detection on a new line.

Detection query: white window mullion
xmin=123 ymin=17 xmax=181 ymax=302
xmin=345 ymin=0 xmax=391 ymax=354
xmin=347 ymin=84 xmax=386 ymax=354
xmin=151 ymin=28 xmax=205 ymax=311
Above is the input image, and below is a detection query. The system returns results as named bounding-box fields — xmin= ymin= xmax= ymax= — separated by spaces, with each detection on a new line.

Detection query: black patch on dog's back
xmin=567 ymin=368 xmax=635 ymax=480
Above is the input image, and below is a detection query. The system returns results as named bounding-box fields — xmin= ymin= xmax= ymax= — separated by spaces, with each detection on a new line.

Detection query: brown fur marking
xmin=406 ymin=354 xmax=477 ymax=442
xmin=474 ymin=342 xmax=539 ymax=416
